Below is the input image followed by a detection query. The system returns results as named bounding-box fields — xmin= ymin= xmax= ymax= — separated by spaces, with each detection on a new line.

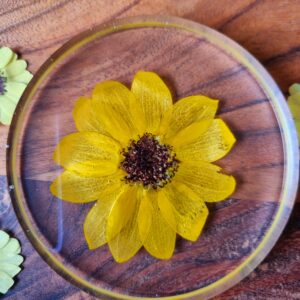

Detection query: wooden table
xmin=1 ymin=1 xmax=299 ymax=299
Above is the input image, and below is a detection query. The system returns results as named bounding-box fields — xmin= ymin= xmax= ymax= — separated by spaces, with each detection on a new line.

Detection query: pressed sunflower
xmin=0 ymin=230 xmax=23 ymax=294
xmin=50 ymin=71 xmax=236 ymax=263
xmin=0 ymin=46 xmax=32 ymax=125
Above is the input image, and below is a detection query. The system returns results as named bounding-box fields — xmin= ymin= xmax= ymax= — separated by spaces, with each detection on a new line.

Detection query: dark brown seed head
xmin=0 ymin=75 xmax=6 ymax=95
xmin=120 ymin=133 xmax=179 ymax=189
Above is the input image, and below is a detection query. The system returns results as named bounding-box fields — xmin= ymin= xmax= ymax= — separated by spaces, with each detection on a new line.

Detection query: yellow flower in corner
xmin=0 ymin=47 xmax=32 ymax=125
xmin=50 ymin=71 xmax=236 ymax=263
xmin=0 ymin=230 xmax=23 ymax=294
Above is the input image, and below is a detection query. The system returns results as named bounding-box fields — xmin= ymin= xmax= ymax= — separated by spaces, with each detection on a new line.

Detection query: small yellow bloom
xmin=0 ymin=230 xmax=23 ymax=294
xmin=288 ymin=83 xmax=300 ymax=140
xmin=51 ymin=71 xmax=236 ymax=263
xmin=0 ymin=47 xmax=32 ymax=125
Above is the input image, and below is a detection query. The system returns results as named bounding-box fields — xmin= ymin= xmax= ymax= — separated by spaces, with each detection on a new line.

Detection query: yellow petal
xmin=53 ymin=132 xmax=120 ymax=177
xmin=289 ymin=83 xmax=300 ymax=95
xmin=142 ymin=190 xmax=176 ymax=260
xmin=50 ymin=170 xmax=123 ymax=203
xmin=175 ymin=161 xmax=236 ymax=202
xmin=288 ymin=93 xmax=300 ymax=120
xmin=1 ymin=255 xmax=23 ymax=266
xmin=108 ymin=187 xmax=142 ymax=263
xmin=131 ymin=71 xmax=173 ymax=134
xmin=137 ymin=190 xmax=153 ymax=243
xmin=0 ymin=231 xmax=9 ymax=249
xmin=0 ymin=109 xmax=14 ymax=125
xmin=106 ymin=186 xmax=137 ymax=241
xmin=0 ymin=238 xmax=20 ymax=257
xmin=9 ymin=53 xmax=18 ymax=64
xmin=0 ymin=263 xmax=21 ymax=278
xmin=0 ymin=47 xmax=13 ymax=68
xmin=295 ymin=120 xmax=300 ymax=135
xmin=0 ymin=96 xmax=16 ymax=125
xmin=176 ymin=119 xmax=236 ymax=162
xmin=5 ymin=82 xmax=26 ymax=102
xmin=0 ymin=270 xmax=14 ymax=294
xmin=5 ymin=60 xmax=27 ymax=77
xmin=92 ymin=81 xmax=139 ymax=145
xmin=84 ymin=187 xmax=124 ymax=249
xmin=158 ymin=182 xmax=208 ymax=241
xmin=165 ymin=95 xmax=218 ymax=139
xmin=167 ymin=120 xmax=212 ymax=149
xmin=11 ymin=70 xmax=32 ymax=84
xmin=73 ymin=96 xmax=108 ymax=134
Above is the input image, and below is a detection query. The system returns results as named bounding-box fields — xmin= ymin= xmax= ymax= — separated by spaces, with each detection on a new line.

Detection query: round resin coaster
xmin=7 ymin=15 xmax=298 ymax=299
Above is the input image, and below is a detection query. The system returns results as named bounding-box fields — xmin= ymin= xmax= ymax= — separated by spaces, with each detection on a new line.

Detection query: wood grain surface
xmin=0 ymin=1 xmax=300 ymax=299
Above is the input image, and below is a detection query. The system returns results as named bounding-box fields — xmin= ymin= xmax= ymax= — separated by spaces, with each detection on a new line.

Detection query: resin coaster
xmin=7 ymin=15 xmax=298 ymax=300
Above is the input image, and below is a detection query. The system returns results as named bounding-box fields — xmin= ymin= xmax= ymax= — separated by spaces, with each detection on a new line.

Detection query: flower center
xmin=120 ymin=133 xmax=179 ymax=189
xmin=0 ymin=75 xmax=7 ymax=95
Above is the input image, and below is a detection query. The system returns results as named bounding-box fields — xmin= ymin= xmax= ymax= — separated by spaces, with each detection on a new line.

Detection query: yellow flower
xmin=0 ymin=230 xmax=23 ymax=294
xmin=0 ymin=47 xmax=32 ymax=125
xmin=50 ymin=71 xmax=236 ymax=263
xmin=288 ymin=83 xmax=300 ymax=139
